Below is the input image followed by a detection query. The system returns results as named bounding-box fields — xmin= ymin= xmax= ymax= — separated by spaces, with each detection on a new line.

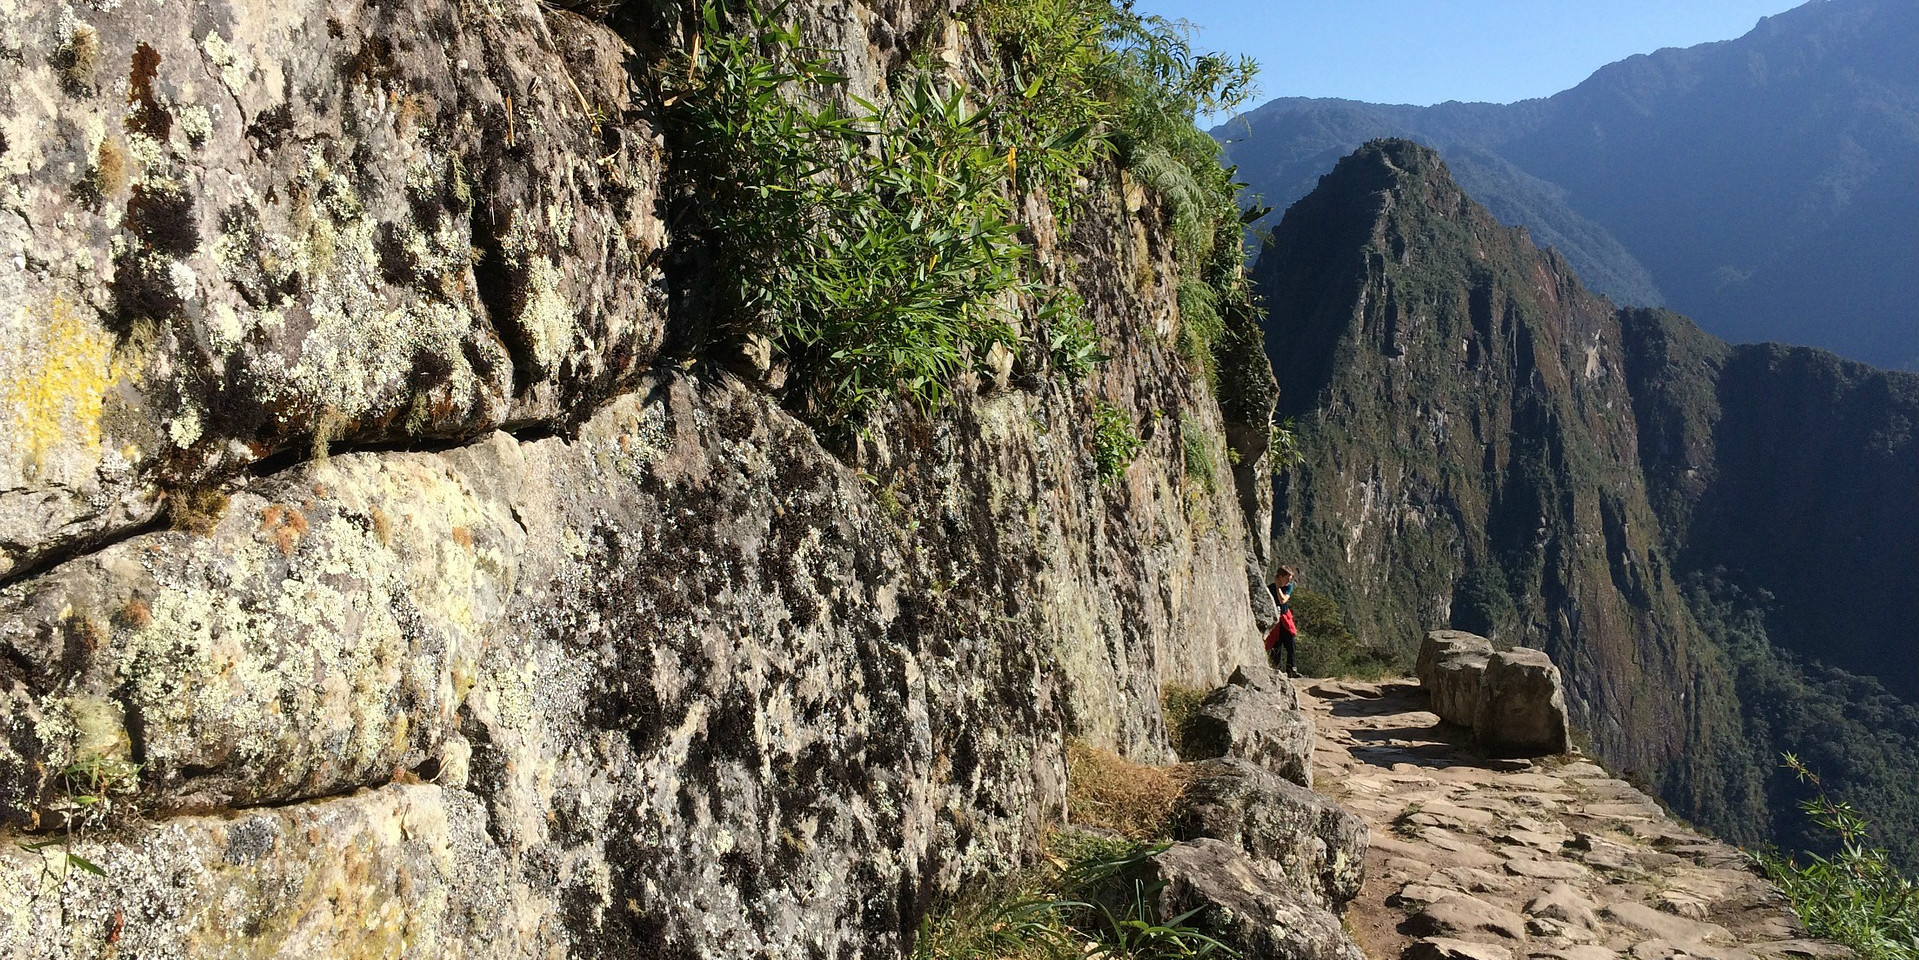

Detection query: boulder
xmin=1473 ymin=649 xmax=1570 ymax=756
xmin=1184 ymin=664 xmax=1316 ymax=787
xmin=1128 ymin=839 xmax=1366 ymax=960
xmin=1417 ymin=630 xmax=1493 ymax=687
xmin=1173 ymin=757 xmax=1368 ymax=904
xmin=1415 ymin=631 xmax=1572 ymax=758
xmin=1429 ymin=649 xmax=1491 ymax=728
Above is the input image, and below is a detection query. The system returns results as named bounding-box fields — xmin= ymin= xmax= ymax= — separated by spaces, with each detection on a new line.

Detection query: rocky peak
xmin=1257 ymin=139 xmax=1714 ymax=792
xmin=1258 ymin=136 xmax=1919 ymax=865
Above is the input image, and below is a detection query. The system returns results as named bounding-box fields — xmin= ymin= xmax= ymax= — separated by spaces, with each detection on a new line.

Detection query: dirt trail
xmin=1301 ymin=678 xmax=1848 ymax=960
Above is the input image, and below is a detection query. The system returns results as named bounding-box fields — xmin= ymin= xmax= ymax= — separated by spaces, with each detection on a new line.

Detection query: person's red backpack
xmin=1264 ymin=607 xmax=1297 ymax=651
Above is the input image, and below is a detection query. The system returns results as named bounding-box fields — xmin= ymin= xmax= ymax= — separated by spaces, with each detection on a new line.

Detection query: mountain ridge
xmin=1224 ymin=0 xmax=1919 ymax=370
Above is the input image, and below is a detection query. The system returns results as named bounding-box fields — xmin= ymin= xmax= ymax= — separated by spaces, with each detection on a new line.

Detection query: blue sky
xmin=1129 ymin=0 xmax=1805 ymax=112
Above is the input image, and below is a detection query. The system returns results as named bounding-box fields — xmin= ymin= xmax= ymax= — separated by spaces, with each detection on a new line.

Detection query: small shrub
xmin=1754 ymin=755 xmax=1919 ymax=960
xmin=1290 ymin=588 xmax=1403 ymax=680
xmin=664 ymin=2 xmax=1041 ymax=427
xmin=1091 ymin=400 xmax=1143 ymax=485
xmin=1175 ymin=280 xmax=1223 ymax=376
xmin=1268 ymin=418 xmax=1303 ymax=476
xmin=967 ymin=0 xmax=1114 ymax=225
xmin=164 ymin=484 xmax=229 ymax=534
xmin=1044 ymin=292 xmax=1106 ymax=382
xmin=1178 ymin=416 xmax=1217 ymax=497
xmin=1065 ymin=740 xmax=1188 ymax=839
xmin=50 ymin=753 xmax=140 ymax=833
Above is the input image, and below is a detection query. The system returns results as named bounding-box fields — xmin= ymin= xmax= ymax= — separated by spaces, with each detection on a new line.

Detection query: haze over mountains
xmin=1222 ymin=0 xmax=1919 ymax=371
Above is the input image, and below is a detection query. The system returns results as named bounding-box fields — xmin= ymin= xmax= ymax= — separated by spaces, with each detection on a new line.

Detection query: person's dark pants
xmin=1268 ymin=633 xmax=1296 ymax=675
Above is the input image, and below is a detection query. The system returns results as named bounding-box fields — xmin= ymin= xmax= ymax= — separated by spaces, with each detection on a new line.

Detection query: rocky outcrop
xmin=1120 ymin=668 xmax=1370 ymax=960
xmin=1182 ymin=663 xmax=1317 ymax=787
xmin=0 ymin=0 xmax=668 ymax=583
xmin=1174 ymin=757 xmax=1367 ymax=905
xmin=0 ymin=0 xmax=1291 ymax=956
xmin=1475 ymin=649 xmax=1571 ymax=757
xmin=1417 ymin=630 xmax=1493 ymax=688
xmin=1422 ymin=631 xmax=1495 ymax=729
xmin=1131 ymin=839 xmax=1367 ymax=960
xmin=1416 ymin=630 xmax=1571 ymax=757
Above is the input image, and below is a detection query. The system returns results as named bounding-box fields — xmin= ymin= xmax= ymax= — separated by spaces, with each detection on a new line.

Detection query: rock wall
xmin=0 ymin=1 xmax=1284 ymax=957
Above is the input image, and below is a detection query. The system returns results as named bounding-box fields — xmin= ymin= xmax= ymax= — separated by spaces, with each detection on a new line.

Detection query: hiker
xmin=1264 ymin=565 xmax=1299 ymax=676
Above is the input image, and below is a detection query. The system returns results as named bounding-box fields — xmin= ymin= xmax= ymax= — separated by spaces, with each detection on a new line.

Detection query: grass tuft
xmin=1159 ymin=683 xmax=1210 ymax=761
xmin=1065 ymin=740 xmax=1189 ymax=840
xmin=913 ymin=828 xmax=1238 ymax=959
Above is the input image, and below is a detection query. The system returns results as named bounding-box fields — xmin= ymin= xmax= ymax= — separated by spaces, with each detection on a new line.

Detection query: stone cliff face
xmin=1257 ymin=138 xmax=1919 ymax=861
xmin=0 ymin=2 xmax=1286 ymax=956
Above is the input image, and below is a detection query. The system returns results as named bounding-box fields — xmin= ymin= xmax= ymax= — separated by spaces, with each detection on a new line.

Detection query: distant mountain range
xmin=1221 ymin=0 xmax=1919 ymax=371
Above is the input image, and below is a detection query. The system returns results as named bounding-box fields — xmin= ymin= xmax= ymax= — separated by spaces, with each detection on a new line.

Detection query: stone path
xmin=1300 ymin=678 xmax=1850 ymax=960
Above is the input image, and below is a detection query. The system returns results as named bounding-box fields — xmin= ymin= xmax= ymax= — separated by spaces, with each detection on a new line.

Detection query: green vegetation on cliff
xmin=1756 ymin=756 xmax=1919 ymax=960
xmin=662 ymin=3 xmax=1043 ymax=425
xmin=1686 ymin=574 xmax=1919 ymax=871
xmin=663 ymin=0 xmax=1270 ymax=428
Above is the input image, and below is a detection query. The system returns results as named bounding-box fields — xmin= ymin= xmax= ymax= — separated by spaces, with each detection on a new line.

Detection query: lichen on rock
xmin=0 ymin=0 xmax=1310 ymax=956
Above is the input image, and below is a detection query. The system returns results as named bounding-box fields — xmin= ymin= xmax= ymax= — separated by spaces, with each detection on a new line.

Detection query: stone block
xmin=1418 ymin=630 xmax=1494 ymax=687
xmin=1429 ymin=650 xmax=1491 ymax=728
xmin=1474 ymin=648 xmax=1570 ymax=757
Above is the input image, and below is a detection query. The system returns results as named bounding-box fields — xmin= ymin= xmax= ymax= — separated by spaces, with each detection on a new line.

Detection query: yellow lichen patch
xmin=0 ymin=298 xmax=133 ymax=480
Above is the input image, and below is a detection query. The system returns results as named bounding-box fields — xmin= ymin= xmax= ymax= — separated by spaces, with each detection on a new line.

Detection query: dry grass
xmin=1159 ymin=682 xmax=1210 ymax=760
xmin=164 ymin=485 xmax=229 ymax=535
xmin=1064 ymin=740 xmax=1190 ymax=840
